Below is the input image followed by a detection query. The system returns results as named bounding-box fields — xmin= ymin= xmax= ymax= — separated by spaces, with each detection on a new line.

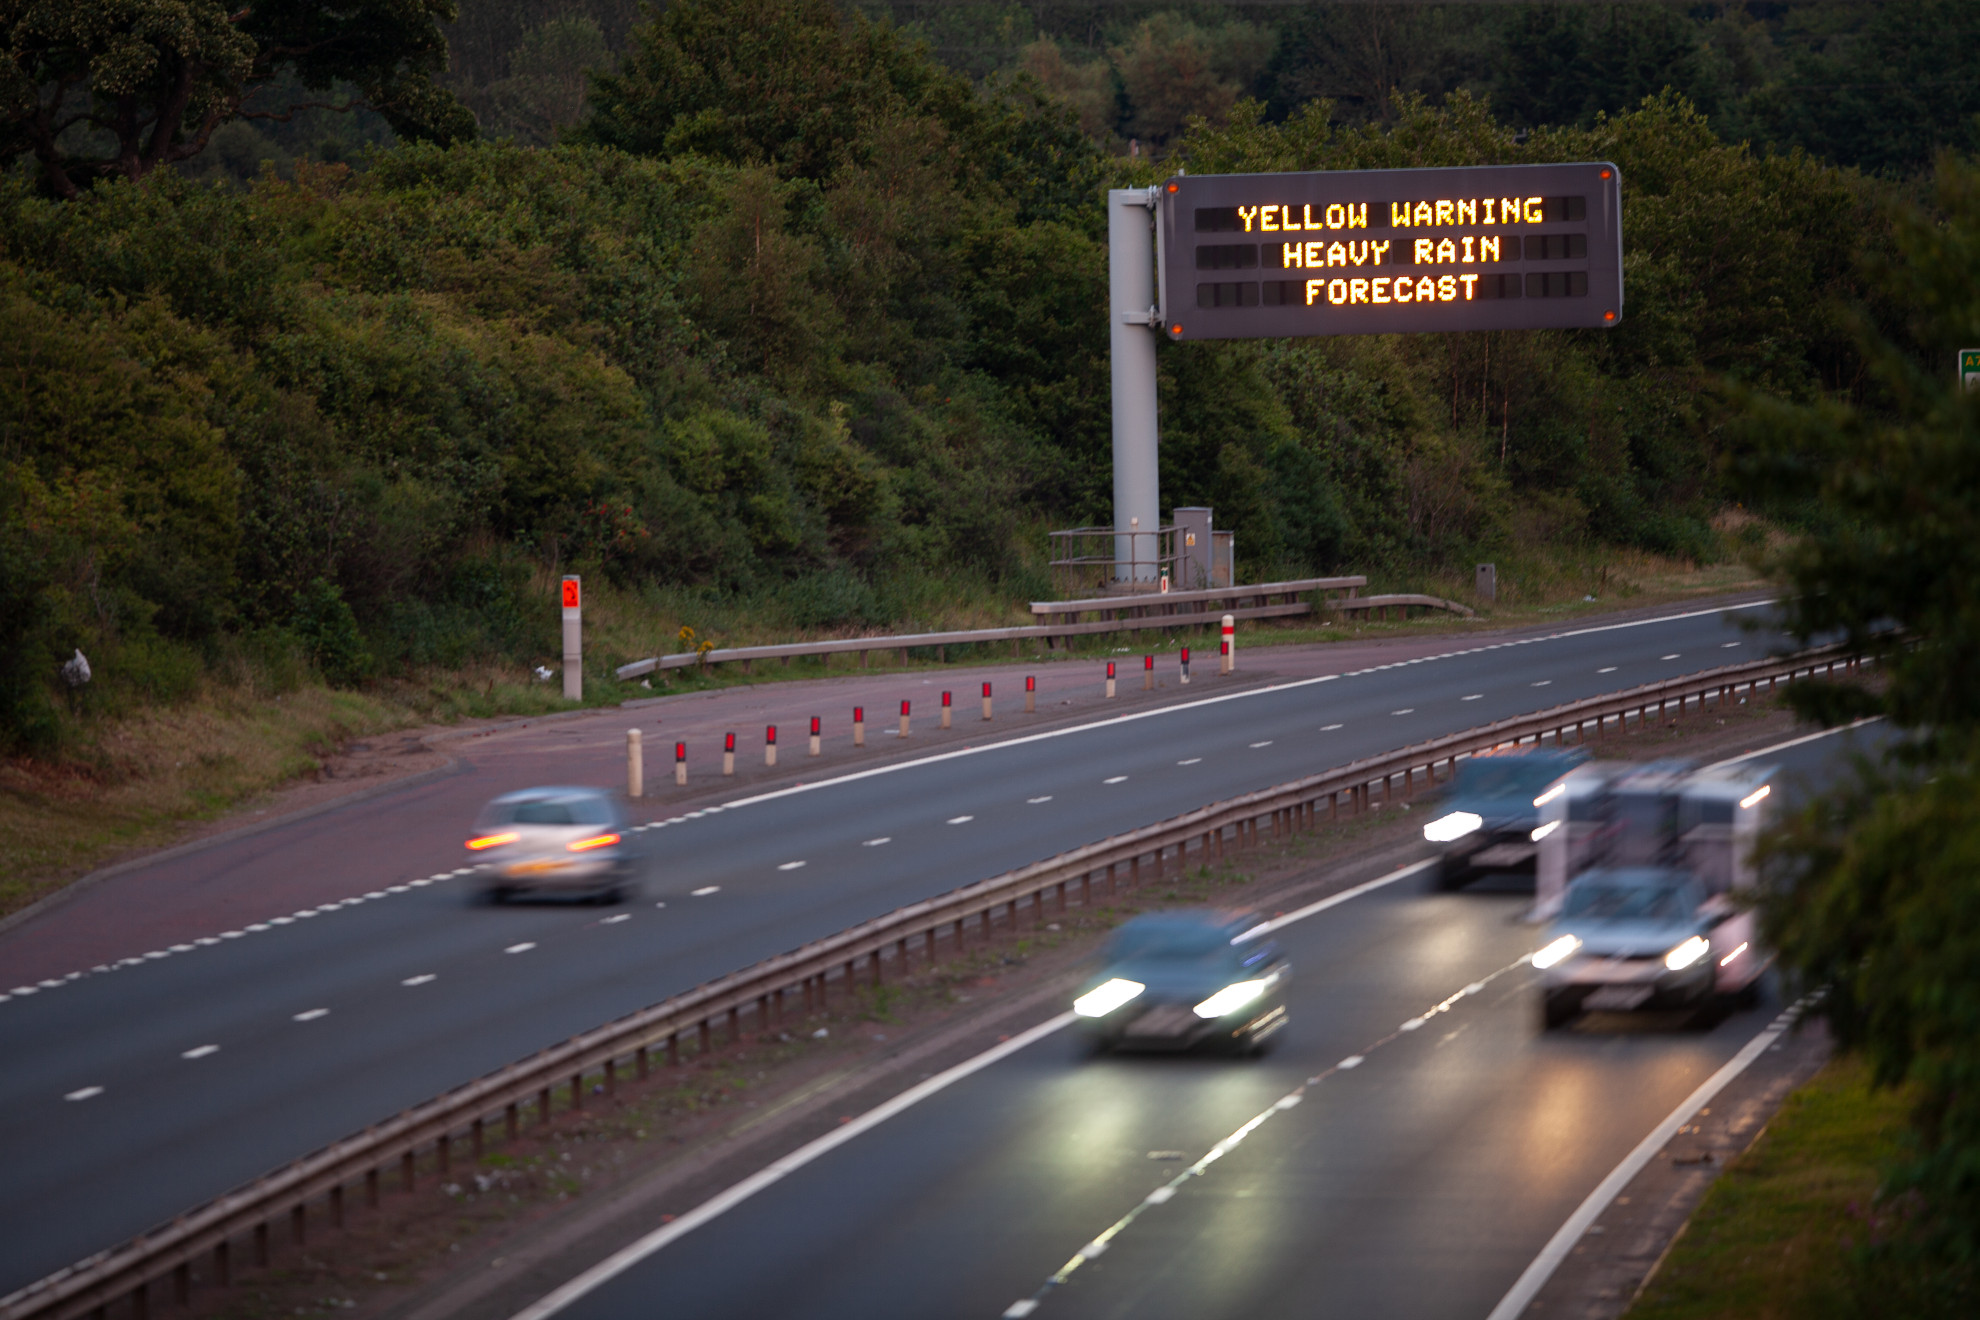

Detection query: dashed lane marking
xmin=65 ymin=1087 xmax=103 ymax=1102
xmin=1531 ymin=680 xmax=1552 ymax=687
xmin=1597 ymin=666 xmax=1617 ymax=673
xmin=1027 ymin=795 xmax=1055 ymax=803
xmin=1391 ymin=709 xmax=1414 ymax=716
xmin=862 ymin=837 xmax=892 ymax=846
xmin=777 ymin=861 xmax=808 ymax=871
xmin=1462 ymin=694 xmax=1482 ymax=701
xmin=1249 ymin=741 xmax=1273 ymax=749
xmin=691 ymin=886 xmax=720 ymax=897
xmin=1661 ymin=653 xmax=1681 ymax=660
xmin=1320 ymin=724 xmax=1342 ymax=731
xmin=505 ymin=943 xmax=537 ymax=955
xmin=602 ymin=914 xmax=632 ymax=925
xmin=402 ymin=974 xmax=437 ymax=987
xmin=181 ymin=1045 xmax=220 ymax=1060
xmin=1103 ymin=776 xmax=1128 ymax=784
xmin=293 ymin=1009 xmax=329 ymax=1022
xmin=947 ymin=816 xmax=976 ymax=825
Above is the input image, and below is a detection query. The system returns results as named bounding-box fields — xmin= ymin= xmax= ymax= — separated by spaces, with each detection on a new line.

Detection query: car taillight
xmin=466 ymin=832 xmax=519 ymax=850
xmin=567 ymin=833 xmax=621 ymax=853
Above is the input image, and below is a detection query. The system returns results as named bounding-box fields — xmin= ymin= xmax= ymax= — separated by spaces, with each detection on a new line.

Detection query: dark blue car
xmin=1421 ymin=749 xmax=1585 ymax=890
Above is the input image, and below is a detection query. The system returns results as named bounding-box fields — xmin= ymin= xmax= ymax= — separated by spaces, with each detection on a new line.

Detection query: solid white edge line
xmin=1482 ymin=1001 xmax=1805 ymax=1320
xmin=718 ymin=599 xmax=1777 ymax=811
xmin=507 ymin=857 xmax=1433 ymax=1320
xmin=506 ymin=1012 xmax=1081 ymax=1320
xmin=1704 ymin=716 xmax=1884 ymax=770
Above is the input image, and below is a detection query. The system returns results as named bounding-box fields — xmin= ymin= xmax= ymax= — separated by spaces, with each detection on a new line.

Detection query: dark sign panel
xmin=1157 ymin=163 xmax=1622 ymax=340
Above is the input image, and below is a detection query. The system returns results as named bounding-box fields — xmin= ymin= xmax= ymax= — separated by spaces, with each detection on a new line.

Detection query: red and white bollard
xmin=809 ymin=716 xmax=821 ymax=757
xmin=899 ymin=700 xmax=911 ymax=738
xmin=941 ymin=690 xmax=952 ymax=729
xmin=982 ymin=681 xmax=992 ymax=721
xmin=723 ymin=731 xmax=735 ymax=777
xmin=765 ymin=724 xmax=777 ymax=767
xmin=1025 ymin=675 xmax=1036 ymax=713
xmin=674 ymin=740 xmax=687 ymax=787
xmin=1221 ymin=613 xmax=1235 ymax=674
xmin=627 ymin=728 xmax=643 ymax=798
xmin=1180 ymin=646 xmax=1191 ymax=685
xmin=854 ymin=705 xmax=865 ymax=747
xmin=1143 ymin=654 xmax=1154 ymax=691
xmin=1106 ymin=662 xmax=1116 ymax=699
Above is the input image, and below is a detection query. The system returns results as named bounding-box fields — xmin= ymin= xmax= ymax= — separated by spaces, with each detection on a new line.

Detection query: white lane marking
xmin=1705 ymin=716 xmax=1885 ymax=770
xmin=181 ymin=1045 xmax=220 ymax=1060
xmin=602 ymin=914 xmax=632 ymax=925
xmin=1462 ymin=694 xmax=1482 ymax=701
xmin=1320 ymin=724 xmax=1342 ymax=731
xmin=862 ymin=837 xmax=892 ymax=846
xmin=654 ymin=901 xmax=668 ymax=909
xmin=1004 ymin=1304 xmax=1039 ymax=1319
xmin=194 ymin=937 xmax=220 ymax=946
xmin=1530 ymin=680 xmax=1552 ymax=687
xmin=1249 ymin=741 xmax=1274 ymax=748
xmin=268 ymin=918 xmax=293 ymax=926
xmin=294 ymin=1009 xmax=330 ymax=1022
xmin=1103 ymin=776 xmax=1128 ymax=784
xmin=777 ymin=861 xmax=807 ymax=871
xmin=1392 ymin=709 xmax=1414 ymax=715
xmin=1661 ymin=653 xmax=1680 ymax=660
xmin=506 ymin=1013 xmax=1080 ymax=1320
xmin=719 ymin=598 xmax=1776 ymax=812
xmin=402 ymin=974 xmax=437 ymax=987
xmin=505 ymin=943 xmax=537 ymax=954
xmin=1484 ymin=999 xmax=1814 ymax=1320
xmin=1597 ymin=666 xmax=1617 ymax=673
xmin=220 ymin=931 xmax=243 ymax=939
xmin=65 ymin=1086 xmax=104 ymax=1102
xmin=1722 ymin=641 xmax=1741 ymax=647
xmin=1027 ymin=796 xmax=1055 ymax=803
xmin=691 ymin=886 xmax=720 ymax=897
xmin=947 ymin=815 xmax=975 ymax=824
xmin=170 ymin=943 xmax=196 ymax=952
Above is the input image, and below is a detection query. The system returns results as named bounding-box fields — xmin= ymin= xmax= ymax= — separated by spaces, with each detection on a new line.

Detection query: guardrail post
xmin=215 ymin=1239 xmax=231 ymax=1286
xmin=1026 ymin=675 xmax=1036 ymax=712
xmin=292 ymin=1203 xmax=306 ymax=1245
xmin=471 ymin=1119 xmax=484 ymax=1159
xmin=728 ymin=1006 xmax=741 ymax=1043
xmin=1106 ymin=662 xmax=1116 ymax=698
xmin=506 ymin=1102 xmax=519 ymax=1141
xmin=254 ymin=1221 xmax=270 ymax=1267
xmin=402 ymin=1151 xmax=415 ymax=1191
xmin=438 ymin=1132 xmax=450 ymax=1176
xmin=627 ymin=728 xmax=643 ymax=798
xmin=538 ymin=1087 xmax=551 ymax=1125
xmin=174 ymin=1261 xmax=190 ymax=1307
xmin=571 ymin=1071 xmax=583 ymax=1107
xmin=810 ymin=717 xmax=822 ymax=757
xmin=606 ymin=1057 xmax=618 ymax=1094
xmin=133 ymin=1279 xmax=148 ymax=1320
xmin=942 ymin=691 xmax=952 ymax=728
xmin=667 ymin=1033 xmax=679 ymax=1067
xmin=983 ymin=682 xmax=993 ymax=720
xmin=723 ymin=732 xmax=735 ymax=776
xmin=366 ymin=1168 xmax=380 ymax=1209
xmin=854 ymin=706 xmax=865 ymax=746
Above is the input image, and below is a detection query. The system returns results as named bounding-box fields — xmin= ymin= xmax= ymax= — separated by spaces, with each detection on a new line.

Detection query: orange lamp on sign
xmin=561 ymin=580 xmax=581 ymax=609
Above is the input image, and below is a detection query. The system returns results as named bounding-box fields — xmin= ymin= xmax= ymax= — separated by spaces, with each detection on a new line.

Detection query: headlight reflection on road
xmin=1192 ymin=980 xmax=1268 ymax=1019
xmin=1073 ymin=978 xmax=1145 ymax=1018
xmin=1423 ymin=811 xmax=1483 ymax=843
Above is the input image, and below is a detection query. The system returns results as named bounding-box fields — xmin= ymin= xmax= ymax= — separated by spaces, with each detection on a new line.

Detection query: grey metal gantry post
xmin=1109 ymin=187 xmax=1161 ymax=585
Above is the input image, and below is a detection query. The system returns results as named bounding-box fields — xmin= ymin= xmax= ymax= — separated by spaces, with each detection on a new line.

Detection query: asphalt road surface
xmin=0 ymin=600 xmax=1787 ymax=1293
xmin=521 ymin=724 xmax=1883 ymax=1320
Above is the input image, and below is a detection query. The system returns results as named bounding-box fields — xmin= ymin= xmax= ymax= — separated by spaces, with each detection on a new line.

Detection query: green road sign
xmin=1157 ymin=162 xmax=1623 ymax=340
xmin=1961 ymin=349 xmax=1980 ymax=390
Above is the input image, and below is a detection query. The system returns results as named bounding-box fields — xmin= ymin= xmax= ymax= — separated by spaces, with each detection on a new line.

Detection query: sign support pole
xmin=1109 ymin=187 xmax=1161 ymax=585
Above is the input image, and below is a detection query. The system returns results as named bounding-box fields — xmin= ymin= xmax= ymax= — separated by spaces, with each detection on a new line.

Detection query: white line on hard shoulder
xmin=777 ymin=861 xmax=807 ymax=871
xmin=504 ymin=857 xmax=1440 ymax=1320
xmin=1704 ymin=716 xmax=1885 ymax=770
xmin=181 ymin=1045 xmax=220 ymax=1060
xmin=294 ymin=1008 xmax=329 ymax=1022
xmin=717 ymin=598 xmax=1776 ymax=814
xmin=1484 ymin=999 xmax=1813 ymax=1320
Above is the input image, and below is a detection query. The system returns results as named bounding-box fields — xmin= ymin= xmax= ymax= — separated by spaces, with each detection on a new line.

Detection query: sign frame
xmin=1157 ymin=162 xmax=1624 ymax=341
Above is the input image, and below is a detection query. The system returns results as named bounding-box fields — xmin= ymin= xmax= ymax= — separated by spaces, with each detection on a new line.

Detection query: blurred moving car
xmin=465 ymin=787 xmax=638 ymax=903
xmin=1421 ymin=748 xmax=1585 ymax=890
xmin=1073 ymin=909 xmax=1289 ymax=1055
xmin=1532 ymin=759 xmax=1772 ymax=1028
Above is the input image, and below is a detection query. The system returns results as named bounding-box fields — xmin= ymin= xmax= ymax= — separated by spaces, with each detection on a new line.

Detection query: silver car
xmin=466 ymin=787 xmax=638 ymax=903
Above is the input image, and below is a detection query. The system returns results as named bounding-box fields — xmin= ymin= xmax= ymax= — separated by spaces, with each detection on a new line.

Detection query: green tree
xmin=0 ymin=0 xmax=472 ymax=198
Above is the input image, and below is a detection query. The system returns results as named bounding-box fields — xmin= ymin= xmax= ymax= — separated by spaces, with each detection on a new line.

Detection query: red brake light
xmin=567 ymin=833 xmax=621 ymax=853
xmin=467 ymin=832 xmax=518 ymax=850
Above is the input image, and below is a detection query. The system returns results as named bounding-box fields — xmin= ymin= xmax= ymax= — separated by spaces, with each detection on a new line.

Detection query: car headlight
xmin=1074 ymin=978 xmax=1145 ymax=1018
xmin=1532 ymin=934 xmax=1581 ymax=969
xmin=1665 ymin=936 xmax=1711 ymax=971
xmin=1530 ymin=820 xmax=1560 ymax=842
xmin=1193 ymin=979 xmax=1269 ymax=1019
xmin=1423 ymin=811 xmax=1483 ymax=843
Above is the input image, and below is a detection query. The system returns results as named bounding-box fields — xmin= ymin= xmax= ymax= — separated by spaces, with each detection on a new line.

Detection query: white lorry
xmin=1530 ymin=759 xmax=1774 ymax=1029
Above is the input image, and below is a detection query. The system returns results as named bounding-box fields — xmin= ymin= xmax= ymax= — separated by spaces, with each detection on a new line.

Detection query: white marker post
xmin=1221 ymin=613 xmax=1235 ymax=675
xmin=626 ymin=728 xmax=643 ymax=798
xmin=561 ymin=576 xmax=583 ymax=700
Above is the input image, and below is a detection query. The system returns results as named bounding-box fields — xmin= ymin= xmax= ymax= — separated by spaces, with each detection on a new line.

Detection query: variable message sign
xmin=1157 ymin=162 xmax=1622 ymax=340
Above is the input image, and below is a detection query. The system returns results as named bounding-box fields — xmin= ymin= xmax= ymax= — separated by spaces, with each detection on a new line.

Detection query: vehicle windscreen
xmin=1459 ymin=761 xmax=1556 ymax=798
xmin=1107 ymin=925 xmax=1234 ymax=966
xmin=1562 ymin=881 xmax=1692 ymax=921
xmin=501 ymin=797 xmax=615 ymax=827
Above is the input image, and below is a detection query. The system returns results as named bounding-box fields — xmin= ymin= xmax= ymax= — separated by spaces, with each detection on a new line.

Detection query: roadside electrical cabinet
xmin=1531 ymin=760 xmax=1774 ymax=1027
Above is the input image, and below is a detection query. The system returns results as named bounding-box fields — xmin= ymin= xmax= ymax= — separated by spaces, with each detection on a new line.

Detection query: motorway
xmin=0 ymin=599 xmax=1784 ymax=1294
xmin=522 ymin=727 xmax=1875 ymax=1320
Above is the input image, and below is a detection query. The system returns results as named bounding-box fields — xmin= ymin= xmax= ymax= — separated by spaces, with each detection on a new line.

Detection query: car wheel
xmin=1541 ymin=988 xmax=1584 ymax=1030
xmin=1435 ymin=855 xmax=1469 ymax=891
